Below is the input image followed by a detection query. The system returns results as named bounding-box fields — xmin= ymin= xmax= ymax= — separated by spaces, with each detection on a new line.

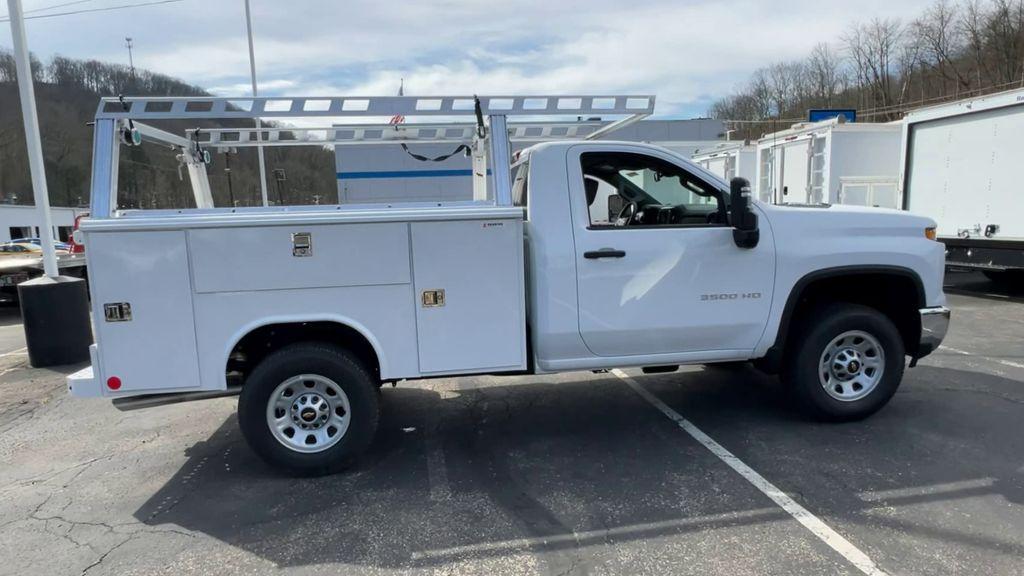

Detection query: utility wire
xmin=0 ymin=0 xmax=182 ymax=22
xmin=23 ymin=0 xmax=97 ymax=15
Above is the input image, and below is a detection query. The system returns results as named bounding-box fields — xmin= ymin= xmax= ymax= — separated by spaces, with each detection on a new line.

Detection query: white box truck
xmin=68 ymin=95 xmax=949 ymax=475
xmin=756 ymin=118 xmax=902 ymax=207
xmin=692 ymin=142 xmax=757 ymax=192
xmin=899 ymin=87 xmax=1024 ymax=282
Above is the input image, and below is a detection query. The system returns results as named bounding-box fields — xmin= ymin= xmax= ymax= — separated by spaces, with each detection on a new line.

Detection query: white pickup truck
xmin=68 ymin=95 xmax=949 ymax=475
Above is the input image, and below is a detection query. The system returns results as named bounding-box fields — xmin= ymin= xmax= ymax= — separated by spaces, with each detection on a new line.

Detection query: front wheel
xmin=784 ymin=303 xmax=905 ymax=421
xmin=238 ymin=343 xmax=379 ymax=476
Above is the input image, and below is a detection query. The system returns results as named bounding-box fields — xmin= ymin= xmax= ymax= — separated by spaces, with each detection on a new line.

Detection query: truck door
xmin=568 ymin=145 xmax=774 ymax=357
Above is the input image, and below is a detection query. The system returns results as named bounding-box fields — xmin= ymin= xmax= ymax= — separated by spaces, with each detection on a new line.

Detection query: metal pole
xmin=7 ymin=0 xmax=58 ymax=278
xmin=125 ymin=36 xmax=135 ymax=76
xmin=244 ymin=0 xmax=269 ymax=206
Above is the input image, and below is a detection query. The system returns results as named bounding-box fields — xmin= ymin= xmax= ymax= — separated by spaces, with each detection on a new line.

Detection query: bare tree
xmin=806 ymin=43 xmax=846 ymax=107
xmin=844 ymin=18 xmax=905 ymax=118
xmin=915 ymin=0 xmax=971 ymax=94
xmin=984 ymin=0 xmax=1024 ymax=84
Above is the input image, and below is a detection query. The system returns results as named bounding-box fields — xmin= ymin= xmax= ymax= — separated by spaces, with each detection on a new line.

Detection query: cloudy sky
xmin=1 ymin=0 xmax=937 ymax=117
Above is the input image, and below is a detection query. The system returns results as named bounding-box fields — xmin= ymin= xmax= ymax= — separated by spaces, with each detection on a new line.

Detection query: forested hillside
xmin=710 ymin=0 xmax=1024 ymax=139
xmin=0 ymin=51 xmax=336 ymax=208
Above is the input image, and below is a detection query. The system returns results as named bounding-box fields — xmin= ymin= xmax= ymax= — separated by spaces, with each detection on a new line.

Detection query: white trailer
xmin=755 ymin=118 xmax=902 ymax=207
xmin=692 ymin=142 xmax=756 ymax=187
xmin=899 ymin=87 xmax=1024 ymax=279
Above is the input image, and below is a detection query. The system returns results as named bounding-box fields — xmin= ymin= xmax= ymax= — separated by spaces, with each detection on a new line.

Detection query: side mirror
xmin=729 ymin=177 xmax=759 ymax=249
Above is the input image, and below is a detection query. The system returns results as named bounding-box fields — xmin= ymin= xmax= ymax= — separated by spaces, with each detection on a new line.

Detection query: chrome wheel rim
xmin=266 ymin=374 xmax=351 ymax=453
xmin=819 ymin=330 xmax=885 ymax=402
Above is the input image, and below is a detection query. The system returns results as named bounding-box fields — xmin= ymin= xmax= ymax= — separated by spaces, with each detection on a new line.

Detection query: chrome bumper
xmin=916 ymin=306 xmax=951 ymax=359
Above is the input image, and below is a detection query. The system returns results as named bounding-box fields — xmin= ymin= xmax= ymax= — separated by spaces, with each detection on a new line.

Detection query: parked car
xmin=8 ymin=238 xmax=73 ymax=252
xmin=0 ymin=242 xmax=42 ymax=256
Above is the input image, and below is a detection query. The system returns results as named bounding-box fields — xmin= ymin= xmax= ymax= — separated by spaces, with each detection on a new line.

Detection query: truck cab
xmin=518 ymin=141 xmax=776 ymax=372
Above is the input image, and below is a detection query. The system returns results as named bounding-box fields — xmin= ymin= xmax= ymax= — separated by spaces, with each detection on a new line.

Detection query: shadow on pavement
xmin=0 ymin=304 xmax=22 ymax=327
xmin=134 ymin=364 xmax=1024 ymax=570
xmin=945 ymin=270 xmax=1024 ymax=303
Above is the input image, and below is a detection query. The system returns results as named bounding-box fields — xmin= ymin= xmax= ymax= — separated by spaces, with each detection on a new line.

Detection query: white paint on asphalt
xmin=612 ymin=369 xmax=889 ymax=576
xmin=0 ymin=347 xmax=26 ymax=358
xmin=411 ymin=505 xmax=783 ymax=560
xmin=859 ymin=478 xmax=995 ymax=503
xmin=940 ymin=345 xmax=1024 ymax=370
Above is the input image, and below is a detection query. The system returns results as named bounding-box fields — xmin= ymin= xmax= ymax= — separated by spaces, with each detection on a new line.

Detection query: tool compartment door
xmin=410 ymin=218 xmax=526 ymax=374
xmin=89 ymin=230 xmax=201 ymax=394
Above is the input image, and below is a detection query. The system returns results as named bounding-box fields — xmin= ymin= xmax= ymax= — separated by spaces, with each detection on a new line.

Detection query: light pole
xmin=125 ymin=36 xmax=135 ymax=76
xmin=6 ymin=0 xmax=92 ymax=367
xmin=7 ymin=0 xmax=57 ymax=278
xmin=244 ymin=0 xmax=269 ymax=207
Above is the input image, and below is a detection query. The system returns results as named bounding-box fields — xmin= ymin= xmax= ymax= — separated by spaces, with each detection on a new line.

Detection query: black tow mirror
xmin=729 ymin=177 xmax=759 ymax=249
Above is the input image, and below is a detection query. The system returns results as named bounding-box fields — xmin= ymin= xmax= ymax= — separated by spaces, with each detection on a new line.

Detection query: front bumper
xmin=916 ymin=306 xmax=951 ymax=359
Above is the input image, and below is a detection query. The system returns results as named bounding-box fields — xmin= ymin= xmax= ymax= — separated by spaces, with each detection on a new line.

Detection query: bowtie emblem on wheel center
xmin=301 ymin=408 xmax=317 ymax=422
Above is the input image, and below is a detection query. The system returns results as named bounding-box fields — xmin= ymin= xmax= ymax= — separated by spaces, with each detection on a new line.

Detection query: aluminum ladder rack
xmin=90 ymin=94 xmax=655 ymax=216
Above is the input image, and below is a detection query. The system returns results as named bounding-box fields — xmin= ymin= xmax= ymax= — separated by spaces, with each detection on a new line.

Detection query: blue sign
xmin=808 ymin=109 xmax=856 ymax=123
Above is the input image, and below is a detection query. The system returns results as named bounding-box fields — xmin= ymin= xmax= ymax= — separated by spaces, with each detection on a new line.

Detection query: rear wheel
xmin=784 ymin=303 xmax=904 ymax=421
xmin=238 ymin=343 xmax=379 ymax=475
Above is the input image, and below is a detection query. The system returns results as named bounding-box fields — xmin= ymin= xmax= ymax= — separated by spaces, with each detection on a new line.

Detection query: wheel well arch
xmin=760 ymin=266 xmax=925 ymax=373
xmin=226 ymin=318 xmax=384 ymax=385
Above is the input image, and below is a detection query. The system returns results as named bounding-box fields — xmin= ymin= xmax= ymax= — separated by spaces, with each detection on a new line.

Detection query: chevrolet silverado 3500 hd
xmin=67 ymin=95 xmax=949 ymax=475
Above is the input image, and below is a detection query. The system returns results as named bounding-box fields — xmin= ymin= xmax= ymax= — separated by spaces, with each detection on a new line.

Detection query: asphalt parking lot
xmin=0 ymin=271 xmax=1022 ymax=576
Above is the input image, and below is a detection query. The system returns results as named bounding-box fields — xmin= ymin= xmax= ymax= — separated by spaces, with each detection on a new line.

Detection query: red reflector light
xmin=107 ymin=376 xmax=121 ymax=390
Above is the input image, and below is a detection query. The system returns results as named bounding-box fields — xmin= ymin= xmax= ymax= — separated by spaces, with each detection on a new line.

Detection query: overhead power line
xmin=0 ymin=0 xmax=182 ymax=23
xmin=24 ymin=0 xmax=97 ymax=16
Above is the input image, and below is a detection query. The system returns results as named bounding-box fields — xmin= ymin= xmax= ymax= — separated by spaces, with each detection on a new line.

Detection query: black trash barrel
xmin=18 ymin=275 xmax=92 ymax=367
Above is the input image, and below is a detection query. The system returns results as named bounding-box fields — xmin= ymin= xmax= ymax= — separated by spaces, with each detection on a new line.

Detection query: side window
xmin=580 ymin=152 xmax=726 ymax=228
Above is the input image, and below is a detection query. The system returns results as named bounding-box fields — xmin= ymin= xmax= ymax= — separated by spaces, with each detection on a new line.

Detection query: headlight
xmin=925 ymin=227 xmax=937 ymax=241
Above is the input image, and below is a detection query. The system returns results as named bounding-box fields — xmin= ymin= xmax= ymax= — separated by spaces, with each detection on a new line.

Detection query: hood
xmin=758 ymin=201 xmax=935 ymax=227
xmin=756 ymin=202 xmax=937 ymax=241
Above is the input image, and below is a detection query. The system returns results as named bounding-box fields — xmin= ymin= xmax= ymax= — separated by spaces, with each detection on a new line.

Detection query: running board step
xmin=112 ymin=387 xmax=242 ymax=411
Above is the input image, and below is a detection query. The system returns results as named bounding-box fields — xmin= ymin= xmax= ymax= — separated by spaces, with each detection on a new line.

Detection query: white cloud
xmin=3 ymin=0 xmax=938 ymax=115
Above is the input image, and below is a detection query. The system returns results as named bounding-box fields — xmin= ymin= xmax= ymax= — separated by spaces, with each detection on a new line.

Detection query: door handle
xmin=584 ymin=249 xmax=626 ymax=259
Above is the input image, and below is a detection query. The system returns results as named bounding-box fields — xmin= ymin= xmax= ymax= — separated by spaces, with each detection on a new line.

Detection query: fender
xmin=222 ymin=314 xmax=389 ymax=389
xmin=758 ymin=265 xmax=926 ymax=373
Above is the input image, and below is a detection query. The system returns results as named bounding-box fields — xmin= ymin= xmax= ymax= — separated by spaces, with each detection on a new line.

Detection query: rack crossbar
xmin=187 ymin=121 xmax=606 ymax=148
xmin=96 ymin=95 xmax=656 ymax=120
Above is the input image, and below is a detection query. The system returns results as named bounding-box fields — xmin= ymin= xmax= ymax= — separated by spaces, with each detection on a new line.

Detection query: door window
xmin=580 ymin=152 xmax=726 ymax=228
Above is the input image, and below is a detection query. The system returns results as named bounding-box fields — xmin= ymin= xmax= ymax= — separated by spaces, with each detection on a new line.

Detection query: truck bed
xmin=77 ymin=205 xmax=526 ymax=397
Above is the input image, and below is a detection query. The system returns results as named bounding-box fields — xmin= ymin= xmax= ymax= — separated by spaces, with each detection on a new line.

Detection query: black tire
xmin=238 ymin=342 xmax=379 ymax=476
xmin=783 ymin=303 xmax=905 ymax=422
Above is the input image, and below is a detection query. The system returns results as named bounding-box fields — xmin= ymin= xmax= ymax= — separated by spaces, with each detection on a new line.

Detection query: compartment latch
xmin=292 ymin=232 xmax=312 ymax=257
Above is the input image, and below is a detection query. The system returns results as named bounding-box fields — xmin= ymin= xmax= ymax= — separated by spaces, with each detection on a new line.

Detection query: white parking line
xmin=859 ymin=478 xmax=994 ymax=503
xmin=940 ymin=345 xmax=1024 ymax=370
xmin=0 ymin=347 xmax=26 ymax=358
xmin=612 ymin=369 xmax=888 ymax=576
